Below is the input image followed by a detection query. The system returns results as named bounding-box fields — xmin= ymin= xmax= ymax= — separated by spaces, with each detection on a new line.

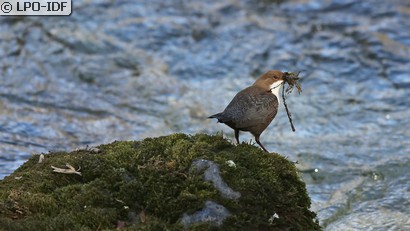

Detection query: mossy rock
xmin=0 ymin=133 xmax=321 ymax=230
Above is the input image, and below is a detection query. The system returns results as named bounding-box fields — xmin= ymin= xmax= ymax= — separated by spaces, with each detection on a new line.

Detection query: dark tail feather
xmin=208 ymin=113 xmax=223 ymax=122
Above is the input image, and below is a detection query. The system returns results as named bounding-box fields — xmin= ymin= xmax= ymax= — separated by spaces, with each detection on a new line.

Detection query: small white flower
xmin=226 ymin=160 xmax=236 ymax=168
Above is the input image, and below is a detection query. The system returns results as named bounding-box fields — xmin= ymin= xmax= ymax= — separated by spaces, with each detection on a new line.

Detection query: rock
xmin=0 ymin=133 xmax=321 ymax=230
xmin=191 ymin=159 xmax=241 ymax=200
xmin=181 ymin=200 xmax=231 ymax=229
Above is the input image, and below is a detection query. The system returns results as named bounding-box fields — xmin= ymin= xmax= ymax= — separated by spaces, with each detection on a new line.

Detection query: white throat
xmin=269 ymin=81 xmax=283 ymax=101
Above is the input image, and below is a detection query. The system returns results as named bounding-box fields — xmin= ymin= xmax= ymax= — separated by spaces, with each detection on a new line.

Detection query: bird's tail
xmin=208 ymin=113 xmax=223 ymax=122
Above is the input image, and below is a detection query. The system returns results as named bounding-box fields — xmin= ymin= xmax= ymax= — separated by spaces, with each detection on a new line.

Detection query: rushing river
xmin=1 ymin=0 xmax=409 ymax=230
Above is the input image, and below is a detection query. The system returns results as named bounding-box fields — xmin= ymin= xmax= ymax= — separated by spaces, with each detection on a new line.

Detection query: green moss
xmin=0 ymin=133 xmax=321 ymax=230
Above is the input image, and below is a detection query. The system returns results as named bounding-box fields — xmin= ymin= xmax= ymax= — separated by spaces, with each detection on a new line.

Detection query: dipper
xmin=208 ymin=70 xmax=284 ymax=153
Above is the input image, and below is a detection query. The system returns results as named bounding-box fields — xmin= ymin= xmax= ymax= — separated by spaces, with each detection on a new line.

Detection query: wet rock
xmin=191 ymin=159 xmax=241 ymax=200
xmin=181 ymin=200 xmax=231 ymax=229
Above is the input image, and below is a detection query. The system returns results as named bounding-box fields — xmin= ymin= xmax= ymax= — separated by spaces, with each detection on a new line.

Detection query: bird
xmin=208 ymin=70 xmax=284 ymax=152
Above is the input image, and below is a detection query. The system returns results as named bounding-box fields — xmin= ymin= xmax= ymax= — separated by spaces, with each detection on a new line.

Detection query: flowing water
xmin=1 ymin=0 xmax=409 ymax=230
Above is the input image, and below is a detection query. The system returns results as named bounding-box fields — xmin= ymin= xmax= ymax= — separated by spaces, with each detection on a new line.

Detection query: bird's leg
xmin=255 ymin=135 xmax=269 ymax=153
xmin=234 ymin=129 xmax=240 ymax=144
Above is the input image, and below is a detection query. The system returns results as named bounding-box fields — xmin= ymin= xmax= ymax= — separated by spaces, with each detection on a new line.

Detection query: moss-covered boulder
xmin=0 ymin=133 xmax=321 ymax=230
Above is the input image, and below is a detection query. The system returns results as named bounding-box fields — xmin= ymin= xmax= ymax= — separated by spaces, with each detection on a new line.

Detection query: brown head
xmin=252 ymin=70 xmax=284 ymax=94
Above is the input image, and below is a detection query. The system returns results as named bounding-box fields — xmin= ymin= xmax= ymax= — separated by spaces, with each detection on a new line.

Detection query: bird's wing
xmin=223 ymin=87 xmax=278 ymax=129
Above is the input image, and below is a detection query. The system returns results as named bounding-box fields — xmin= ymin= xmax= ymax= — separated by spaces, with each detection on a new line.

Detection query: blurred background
xmin=1 ymin=0 xmax=409 ymax=230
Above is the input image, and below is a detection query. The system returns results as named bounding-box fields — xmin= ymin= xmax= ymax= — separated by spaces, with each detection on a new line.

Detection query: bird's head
xmin=253 ymin=70 xmax=284 ymax=97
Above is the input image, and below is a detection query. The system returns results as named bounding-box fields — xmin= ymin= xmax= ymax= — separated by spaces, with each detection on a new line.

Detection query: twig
xmin=282 ymin=83 xmax=296 ymax=132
